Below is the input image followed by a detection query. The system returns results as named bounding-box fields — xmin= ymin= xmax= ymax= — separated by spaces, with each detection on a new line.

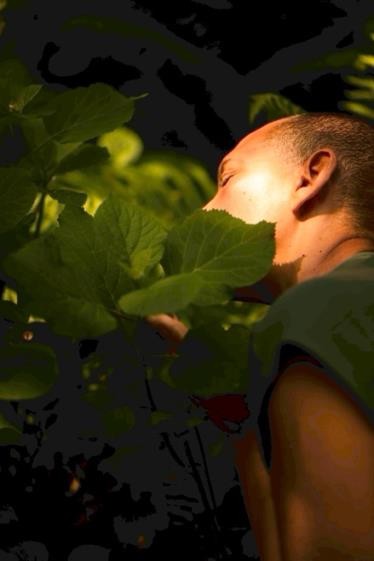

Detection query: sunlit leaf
xmin=43 ymin=84 xmax=139 ymax=144
xmin=119 ymin=273 xmax=204 ymax=316
xmin=345 ymin=75 xmax=374 ymax=91
xmin=163 ymin=209 xmax=275 ymax=306
xmin=248 ymin=93 xmax=304 ymax=124
xmin=120 ymin=209 xmax=275 ymax=315
xmin=355 ymin=53 xmax=374 ymax=71
xmin=98 ymin=127 xmax=143 ymax=168
xmin=3 ymin=194 xmax=167 ymax=338
xmin=340 ymin=101 xmax=374 ymax=119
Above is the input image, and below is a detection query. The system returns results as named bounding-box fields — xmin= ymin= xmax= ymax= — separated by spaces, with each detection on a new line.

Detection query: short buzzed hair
xmin=267 ymin=112 xmax=374 ymax=239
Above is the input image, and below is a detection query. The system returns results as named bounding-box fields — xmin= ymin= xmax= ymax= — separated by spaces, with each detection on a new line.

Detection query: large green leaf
xmin=10 ymin=84 xmax=43 ymax=113
xmin=0 ymin=300 xmax=29 ymax=323
xmin=0 ymin=167 xmax=38 ymax=234
xmin=54 ymin=144 xmax=110 ymax=175
xmin=3 ymin=194 xmax=168 ymax=338
xmin=0 ymin=212 xmax=34 ymax=263
xmin=164 ymin=210 xmax=275 ymax=281
xmin=48 ymin=188 xmax=87 ymax=207
xmin=22 ymin=86 xmax=59 ymax=119
xmin=18 ymin=118 xmax=65 ymax=186
xmin=119 ymin=273 xmax=204 ymax=316
xmin=248 ymin=93 xmax=305 ymax=124
xmin=119 ymin=209 xmax=275 ymax=315
xmin=43 ymin=84 xmax=140 ymax=144
xmin=0 ymin=340 xmax=58 ymax=399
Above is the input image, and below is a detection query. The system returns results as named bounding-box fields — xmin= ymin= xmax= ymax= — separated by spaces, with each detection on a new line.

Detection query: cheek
xmin=241 ymin=170 xmax=278 ymax=200
xmin=239 ymin=171 xmax=287 ymax=221
xmin=202 ymin=171 xmax=285 ymax=224
xmin=210 ymin=189 xmax=252 ymax=222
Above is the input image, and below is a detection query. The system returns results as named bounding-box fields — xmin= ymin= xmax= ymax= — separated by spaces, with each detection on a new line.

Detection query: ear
xmin=293 ymin=149 xmax=337 ymax=214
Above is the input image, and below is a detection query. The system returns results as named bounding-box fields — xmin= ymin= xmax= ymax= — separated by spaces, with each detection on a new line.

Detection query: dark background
xmin=3 ymin=0 xmax=373 ymax=175
xmin=0 ymin=1 xmax=372 ymax=560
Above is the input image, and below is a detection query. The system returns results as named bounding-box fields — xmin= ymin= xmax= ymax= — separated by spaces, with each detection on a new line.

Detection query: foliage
xmin=248 ymin=92 xmax=304 ymax=124
xmin=340 ymin=32 xmax=374 ymax=120
xmin=0 ymin=58 xmax=274 ymax=446
xmin=248 ymin=20 xmax=374 ymax=125
xmin=0 ymin=9 xmax=372 ymax=557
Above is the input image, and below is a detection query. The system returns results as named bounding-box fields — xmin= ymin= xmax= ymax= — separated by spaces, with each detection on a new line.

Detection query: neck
xmin=233 ymin=235 xmax=374 ymax=305
xmin=295 ymin=235 xmax=374 ymax=283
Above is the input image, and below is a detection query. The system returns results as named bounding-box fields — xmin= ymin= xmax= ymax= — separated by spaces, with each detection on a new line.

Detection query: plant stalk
xmin=34 ymin=191 xmax=47 ymax=238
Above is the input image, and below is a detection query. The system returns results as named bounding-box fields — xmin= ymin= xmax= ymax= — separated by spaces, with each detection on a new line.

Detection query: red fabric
xmin=190 ymin=350 xmax=323 ymax=434
xmin=189 ymin=394 xmax=250 ymax=433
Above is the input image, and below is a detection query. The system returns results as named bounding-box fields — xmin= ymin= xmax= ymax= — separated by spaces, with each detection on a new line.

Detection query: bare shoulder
xmin=268 ymin=361 xmax=374 ymax=560
xmin=268 ymin=360 xmax=374 ymax=459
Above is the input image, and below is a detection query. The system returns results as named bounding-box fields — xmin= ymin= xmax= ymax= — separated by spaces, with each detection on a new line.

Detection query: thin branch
xmin=118 ymin=317 xmax=187 ymax=469
xmin=194 ymin=426 xmax=218 ymax=512
xmin=183 ymin=439 xmax=212 ymax=515
xmin=184 ymin=439 xmax=231 ymax=559
xmin=160 ymin=431 xmax=186 ymax=469
xmin=144 ymin=372 xmax=186 ymax=468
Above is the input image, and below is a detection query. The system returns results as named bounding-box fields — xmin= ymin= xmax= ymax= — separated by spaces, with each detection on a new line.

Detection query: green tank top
xmin=237 ymin=250 xmax=374 ymax=469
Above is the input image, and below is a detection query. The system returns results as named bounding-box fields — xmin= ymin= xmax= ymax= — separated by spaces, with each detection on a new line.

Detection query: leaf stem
xmin=109 ymin=307 xmax=138 ymax=322
xmin=34 ymin=191 xmax=47 ymax=238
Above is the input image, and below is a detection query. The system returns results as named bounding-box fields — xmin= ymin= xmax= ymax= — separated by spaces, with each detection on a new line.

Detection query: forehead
xmin=236 ymin=119 xmax=283 ymax=151
xmin=219 ymin=120 xmax=284 ymax=172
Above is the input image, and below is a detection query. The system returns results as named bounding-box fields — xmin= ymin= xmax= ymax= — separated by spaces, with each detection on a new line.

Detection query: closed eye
xmin=219 ymin=174 xmax=234 ymax=187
